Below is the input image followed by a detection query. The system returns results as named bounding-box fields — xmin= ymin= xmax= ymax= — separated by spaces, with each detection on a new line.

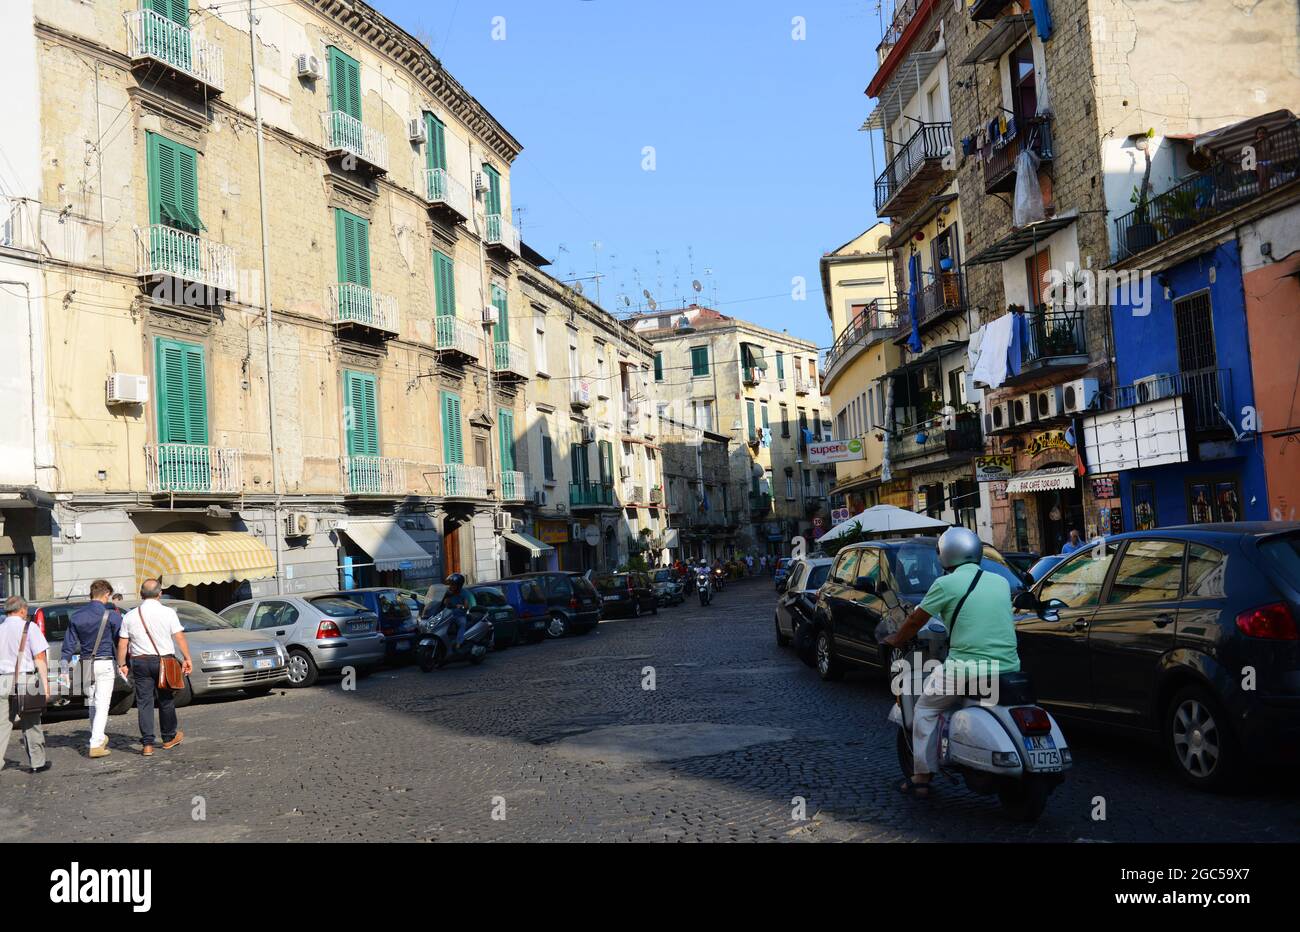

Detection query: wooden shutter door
xmin=498 ymin=410 xmax=515 ymax=471
xmin=492 ymin=285 xmax=509 ymax=343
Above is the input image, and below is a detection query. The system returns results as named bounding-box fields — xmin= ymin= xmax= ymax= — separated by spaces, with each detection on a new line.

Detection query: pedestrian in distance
xmin=115 ymin=579 xmax=193 ymax=757
xmin=0 ymin=595 xmax=52 ymax=773
xmin=60 ymin=579 xmax=122 ymax=758
xmin=1059 ymin=529 xmax=1084 ymax=555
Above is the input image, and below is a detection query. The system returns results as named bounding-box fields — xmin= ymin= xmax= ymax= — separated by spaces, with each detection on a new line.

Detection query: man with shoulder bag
xmin=115 ymin=579 xmax=193 ymax=757
xmin=61 ymin=579 xmax=123 ymax=758
xmin=0 ymin=596 xmax=52 ymax=773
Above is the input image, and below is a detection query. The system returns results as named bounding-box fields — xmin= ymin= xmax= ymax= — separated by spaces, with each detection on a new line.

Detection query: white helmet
xmin=937 ymin=526 xmax=983 ymax=570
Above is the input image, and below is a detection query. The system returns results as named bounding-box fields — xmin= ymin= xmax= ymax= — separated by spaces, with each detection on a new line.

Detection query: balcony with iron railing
xmin=907 ymin=269 xmax=966 ymax=335
xmin=422 ymin=168 xmax=472 ymax=221
xmin=1114 ymin=121 xmax=1300 ymax=261
xmin=749 ymin=492 xmax=773 ymax=516
xmin=984 ymin=118 xmax=1053 ymax=195
xmin=875 ymin=0 xmax=928 ymax=63
xmin=891 ymin=411 xmax=983 ymax=463
xmin=823 ymin=298 xmax=901 ymax=384
xmin=321 ymin=111 xmax=388 ymax=175
xmin=624 ymin=483 xmax=647 ymax=505
xmin=1113 ymin=368 xmax=1233 ymax=434
xmin=875 ymin=122 xmax=953 ymax=217
xmin=485 ymin=213 xmax=521 ymax=256
xmin=500 ymin=470 xmax=528 ymax=502
xmin=430 ymin=463 xmax=488 ymax=499
xmin=649 ymin=485 xmax=664 ymax=504
xmin=341 ymin=455 xmax=405 ymax=495
xmin=1004 ymin=306 xmax=1089 ymax=386
xmin=434 ymin=315 xmax=482 ymax=360
xmin=794 ymin=370 xmax=816 ymax=396
xmin=492 ymin=341 xmax=528 ymax=380
xmin=329 ymin=283 xmax=399 ymax=338
xmin=145 ymin=443 xmax=242 ymax=495
xmin=742 ymin=366 xmax=762 ymax=387
xmin=136 ymin=225 xmax=237 ymax=300
xmin=125 ymin=9 xmax=224 ymax=95
xmin=570 ymin=480 xmax=615 ymax=508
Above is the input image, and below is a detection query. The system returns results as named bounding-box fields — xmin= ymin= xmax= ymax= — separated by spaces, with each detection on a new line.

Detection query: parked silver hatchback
xmin=219 ymin=595 xmax=385 ymax=688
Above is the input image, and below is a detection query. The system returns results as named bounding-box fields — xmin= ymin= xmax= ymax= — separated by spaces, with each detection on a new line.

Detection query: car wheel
xmin=546 ymin=614 xmax=568 ymax=639
xmin=774 ymin=613 xmax=791 ymax=647
xmin=173 ymin=676 xmax=194 ymax=708
xmin=108 ymin=691 xmax=135 ymax=716
xmin=285 ymin=649 xmax=319 ymax=688
xmin=815 ymin=630 xmax=844 ymax=681
xmin=1166 ymin=684 xmax=1242 ymax=791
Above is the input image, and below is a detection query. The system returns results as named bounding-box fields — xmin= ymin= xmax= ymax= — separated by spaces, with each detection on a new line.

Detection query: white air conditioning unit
xmin=532 ymin=489 xmax=548 ymax=506
xmin=1010 ymin=393 xmax=1035 ymax=427
xmin=581 ymin=424 xmax=598 ymax=444
xmin=283 ymin=512 xmax=316 ymax=538
xmin=473 ymin=171 xmax=489 ymax=193
xmin=985 ymin=400 xmax=1012 ymax=434
xmin=778 ymin=378 xmax=787 ymax=391
xmin=1135 ymin=373 xmax=1177 ymax=404
xmin=407 ymin=118 xmax=426 ymax=143
xmin=106 ymin=373 xmax=149 ymax=405
xmin=296 ymin=54 xmax=322 ymax=80
xmin=1033 ymin=385 xmax=1064 ymax=420
xmin=481 ymin=304 xmax=499 ymax=325
xmin=494 ymin=512 xmax=514 ymax=531
xmin=1061 ymin=377 xmax=1100 ymax=414
xmin=619 ymin=464 xmax=632 ymax=479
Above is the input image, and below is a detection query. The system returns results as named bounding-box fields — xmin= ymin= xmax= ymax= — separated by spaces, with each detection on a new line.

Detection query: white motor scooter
xmin=888 ymin=616 xmax=1072 ymax=822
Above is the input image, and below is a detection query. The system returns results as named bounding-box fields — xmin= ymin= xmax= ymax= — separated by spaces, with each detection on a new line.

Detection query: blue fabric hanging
xmin=1008 ymin=312 xmax=1026 ymax=376
xmin=1030 ymin=0 xmax=1053 ymax=39
xmin=907 ymin=253 xmax=923 ymax=354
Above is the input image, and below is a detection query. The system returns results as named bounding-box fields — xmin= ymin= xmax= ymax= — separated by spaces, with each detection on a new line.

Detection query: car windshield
xmin=805 ymin=564 xmax=831 ymax=589
xmin=469 ymin=587 xmax=508 ymax=607
xmin=309 ymin=597 xmax=370 ymax=617
xmin=594 ymin=575 xmax=628 ymax=593
xmin=168 ymin=601 xmax=237 ymax=632
xmin=1028 ymin=556 xmax=1065 ymax=582
xmin=653 ymin=570 xmax=673 ymax=582
xmin=571 ymin=576 xmax=598 ymax=597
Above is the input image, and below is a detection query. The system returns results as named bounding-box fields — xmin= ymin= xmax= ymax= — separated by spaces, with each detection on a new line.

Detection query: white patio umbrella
xmin=817 ymin=504 xmax=949 ymax=544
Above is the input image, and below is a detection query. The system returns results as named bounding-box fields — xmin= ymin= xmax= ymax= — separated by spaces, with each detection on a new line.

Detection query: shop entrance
xmin=1037 ymin=483 xmax=1084 ymax=555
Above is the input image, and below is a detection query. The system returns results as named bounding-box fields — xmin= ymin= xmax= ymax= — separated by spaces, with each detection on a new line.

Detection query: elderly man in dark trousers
xmin=0 ymin=596 xmax=52 ymax=773
xmin=116 ymin=579 xmax=193 ymax=757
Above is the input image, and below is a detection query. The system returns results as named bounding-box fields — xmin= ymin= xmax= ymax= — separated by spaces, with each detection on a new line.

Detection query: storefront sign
xmin=1005 ymin=464 xmax=1078 ymax=494
xmin=538 ymin=521 xmax=569 ymax=544
xmin=990 ymin=481 xmax=1008 ymax=501
xmin=1083 ymin=398 xmax=1188 ymax=473
xmin=807 ymin=438 xmax=865 ymax=465
xmin=1091 ymin=475 xmax=1118 ymax=499
xmin=974 ymin=455 xmax=1015 ymax=482
xmin=1025 ymin=430 xmax=1073 ymax=458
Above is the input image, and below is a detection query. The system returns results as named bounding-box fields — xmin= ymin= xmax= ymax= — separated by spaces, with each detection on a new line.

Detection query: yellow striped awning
xmin=135 ymin=532 xmax=276 ymax=589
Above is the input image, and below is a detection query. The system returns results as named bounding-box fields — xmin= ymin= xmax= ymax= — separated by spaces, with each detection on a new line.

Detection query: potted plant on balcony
xmin=1156 ymin=183 xmax=1207 ymax=239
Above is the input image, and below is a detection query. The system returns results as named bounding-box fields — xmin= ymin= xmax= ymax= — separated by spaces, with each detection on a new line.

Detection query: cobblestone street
xmin=6 ymin=577 xmax=1299 ymax=843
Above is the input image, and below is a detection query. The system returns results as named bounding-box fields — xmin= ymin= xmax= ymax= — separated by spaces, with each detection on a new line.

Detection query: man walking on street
xmin=0 ymin=596 xmax=51 ymax=773
xmin=61 ymin=580 xmax=122 ymax=758
xmin=116 ymin=579 xmax=193 ymax=757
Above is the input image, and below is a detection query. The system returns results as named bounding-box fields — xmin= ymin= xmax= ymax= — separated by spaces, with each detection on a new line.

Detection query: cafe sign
xmin=537 ymin=520 xmax=569 ymax=544
xmin=808 ymin=438 xmax=865 ymax=465
xmin=1025 ymin=430 xmax=1073 ymax=458
xmin=974 ymin=455 xmax=1015 ymax=482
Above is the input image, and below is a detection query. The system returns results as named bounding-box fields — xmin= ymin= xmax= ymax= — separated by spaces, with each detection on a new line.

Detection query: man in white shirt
xmin=115 ymin=579 xmax=193 ymax=756
xmin=0 ymin=595 xmax=51 ymax=773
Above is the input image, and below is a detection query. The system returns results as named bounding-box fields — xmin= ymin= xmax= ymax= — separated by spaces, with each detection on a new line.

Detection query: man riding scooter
xmin=881 ymin=526 xmax=1019 ymax=800
xmin=436 ymin=573 xmax=471 ymax=648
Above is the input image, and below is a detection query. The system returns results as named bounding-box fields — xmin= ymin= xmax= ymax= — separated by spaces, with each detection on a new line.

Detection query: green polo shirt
xmin=918 ymin=562 xmax=1020 ymax=674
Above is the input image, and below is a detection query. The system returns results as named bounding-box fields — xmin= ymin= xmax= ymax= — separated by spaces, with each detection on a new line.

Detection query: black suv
xmin=592 ymin=572 xmax=658 ymax=618
xmin=501 ymin=572 xmax=601 ymax=637
xmin=811 ymin=537 xmax=1024 ymax=680
xmin=1013 ymin=523 xmax=1300 ymax=790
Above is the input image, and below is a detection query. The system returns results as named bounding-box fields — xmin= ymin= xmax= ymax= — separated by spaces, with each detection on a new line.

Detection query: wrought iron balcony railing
xmin=570 ymin=481 xmax=614 ymax=507
xmin=983 ymin=118 xmax=1053 ymax=195
xmin=430 ymin=463 xmax=488 ymax=499
xmin=145 ymin=443 xmax=241 ymax=494
xmin=1022 ymin=306 xmax=1088 ymax=366
xmin=492 ymin=340 xmax=528 ymax=378
xmin=435 ymin=315 xmax=482 ymax=357
xmin=875 ymin=122 xmax=952 ymax=216
xmin=422 ymin=168 xmax=472 ymax=219
xmin=485 ymin=213 xmax=521 ymax=255
xmin=136 ymin=225 xmax=237 ymax=296
xmin=329 ymin=283 xmax=399 ymax=335
xmin=125 ymin=9 xmax=224 ymax=93
xmin=823 ymin=297 xmax=900 ymax=377
xmin=322 ymin=110 xmax=388 ymax=173
xmin=1113 ymin=368 xmax=1232 ymax=433
xmin=341 ymin=455 xmax=405 ymax=495
xmin=891 ymin=412 xmax=983 ymax=461
xmin=500 ymin=470 xmax=528 ymax=502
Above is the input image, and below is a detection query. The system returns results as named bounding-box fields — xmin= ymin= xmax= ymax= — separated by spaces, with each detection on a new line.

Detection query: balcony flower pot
xmin=1125 ymin=221 xmax=1158 ymax=255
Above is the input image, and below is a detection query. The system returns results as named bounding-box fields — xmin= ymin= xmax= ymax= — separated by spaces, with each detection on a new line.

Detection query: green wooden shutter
xmin=542 ymin=435 xmax=554 ymax=480
xmin=425 ymin=113 xmax=447 ymax=172
xmin=691 ymin=346 xmax=708 ymax=376
xmin=441 ymin=391 xmax=463 ymax=464
xmin=498 ymin=409 xmax=515 ymax=471
xmin=343 ymin=371 xmax=379 ymax=457
xmin=654 ymin=352 xmax=663 ymax=382
xmin=570 ymin=443 xmax=587 ymax=484
xmin=598 ymin=440 xmax=613 ymax=484
xmin=155 ymin=337 xmax=207 ymax=445
xmin=776 ymin=352 xmax=785 ymax=380
xmin=491 ymin=284 xmax=509 ymax=343
xmin=328 ymin=47 xmax=361 ymax=119
xmin=746 ymin=400 xmax=756 ymax=439
xmin=483 ymin=164 xmax=501 ymax=216
xmin=434 ymin=250 xmax=455 ymax=317
xmin=147 ymin=134 xmax=202 ymax=232
xmin=175 ymin=143 xmax=201 ymax=231
xmin=334 ymin=209 xmax=371 ymax=286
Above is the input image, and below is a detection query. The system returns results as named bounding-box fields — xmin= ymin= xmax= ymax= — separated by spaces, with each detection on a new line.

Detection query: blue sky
xmin=373 ymin=0 xmax=887 ymax=346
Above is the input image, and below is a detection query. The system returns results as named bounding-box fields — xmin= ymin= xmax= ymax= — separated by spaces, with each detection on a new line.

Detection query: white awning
xmin=340 ymin=518 xmax=434 ymax=571
xmin=502 ymin=529 xmax=554 ymax=556
xmin=1005 ymin=465 xmax=1078 ymax=494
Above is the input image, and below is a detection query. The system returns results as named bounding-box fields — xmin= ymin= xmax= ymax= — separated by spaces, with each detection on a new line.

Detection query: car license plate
xmin=394 ymin=639 xmax=411 ymax=651
xmin=254 ymin=658 xmax=274 ymax=670
xmin=1023 ymin=734 xmax=1060 ymax=769
xmin=603 ymin=595 xmax=618 ymax=602
xmin=347 ymin=621 xmax=368 ymax=633
xmin=533 ymin=620 xmax=545 ymax=628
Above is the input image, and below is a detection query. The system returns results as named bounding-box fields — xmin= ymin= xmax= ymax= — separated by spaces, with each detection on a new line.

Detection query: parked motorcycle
xmin=889 ymin=616 xmax=1072 ymax=822
xmin=416 ymin=608 xmax=493 ymax=672
xmin=696 ymin=571 xmax=712 ymax=606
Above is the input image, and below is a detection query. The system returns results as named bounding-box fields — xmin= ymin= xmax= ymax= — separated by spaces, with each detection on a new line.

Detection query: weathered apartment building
xmin=629 ymin=306 xmax=833 ymax=556
xmin=857 ymin=0 xmax=1298 ymax=554
xmin=0 ymin=0 xmax=650 ymax=605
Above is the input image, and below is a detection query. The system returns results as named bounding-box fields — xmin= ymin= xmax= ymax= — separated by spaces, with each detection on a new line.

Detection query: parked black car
xmin=464 ymin=585 xmax=524 ymax=649
xmin=1013 ymin=523 xmax=1300 ymax=790
xmin=502 ymin=571 xmax=602 ymax=637
xmin=811 ymin=537 xmax=1024 ymax=681
xmin=593 ymin=572 xmax=658 ymax=618
xmin=1002 ymin=551 xmax=1041 ymax=578
xmin=314 ymin=587 xmax=420 ymax=662
xmin=775 ymin=557 xmax=833 ymax=654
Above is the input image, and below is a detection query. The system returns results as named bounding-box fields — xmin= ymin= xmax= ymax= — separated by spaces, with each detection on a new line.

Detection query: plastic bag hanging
xmin=1012 ymin=148 xmax=1046 ymax=228
xmin=1035 ymin=68 xmax=1053 ymax=119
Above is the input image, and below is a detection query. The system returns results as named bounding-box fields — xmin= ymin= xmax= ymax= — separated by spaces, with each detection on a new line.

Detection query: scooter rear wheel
xmin=998 ymin=775 xmax=1052 ymax=822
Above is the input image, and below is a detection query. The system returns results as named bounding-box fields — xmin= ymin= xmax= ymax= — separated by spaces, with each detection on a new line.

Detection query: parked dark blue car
xmin=481 ymin=578 xmax=551 ymax=645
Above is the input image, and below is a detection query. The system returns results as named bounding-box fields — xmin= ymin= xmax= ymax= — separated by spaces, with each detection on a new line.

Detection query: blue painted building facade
xmin=1107 ymin=241 xmax=1267 ymax=529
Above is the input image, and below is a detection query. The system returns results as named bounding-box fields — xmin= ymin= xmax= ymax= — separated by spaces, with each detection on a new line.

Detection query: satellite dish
xmin=574 ymin=281 xmax=584 ymax=295
xmin=642 ymin=288 xmax=652 ymax=299
xmin=647 ymin=298 xmax=658 ymax=311
xmin=692 ymin=280 xmax=702 ymax=292
xmin=621 ymin=295 xmax=631 ymax=306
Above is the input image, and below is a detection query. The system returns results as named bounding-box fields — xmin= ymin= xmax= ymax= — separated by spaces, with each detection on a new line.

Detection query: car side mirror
xmin=1040 ymin=597 xmax=1068 ymax=623
xmin=1012 ymin=589 xmax=1040 ymax=612
xmin=853 ymin=576 xmax=877 ymax=595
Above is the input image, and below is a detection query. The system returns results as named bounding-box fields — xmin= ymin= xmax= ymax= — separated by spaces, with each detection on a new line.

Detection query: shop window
xmin=1187 ymin=477 xmax=1241 ymax=523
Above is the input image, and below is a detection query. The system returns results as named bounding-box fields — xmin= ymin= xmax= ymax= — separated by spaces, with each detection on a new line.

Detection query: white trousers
xmin=912 ymin=666 xmax=965 ymax=776
xmin=87 ymin=659 xmax=116 ymax=748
